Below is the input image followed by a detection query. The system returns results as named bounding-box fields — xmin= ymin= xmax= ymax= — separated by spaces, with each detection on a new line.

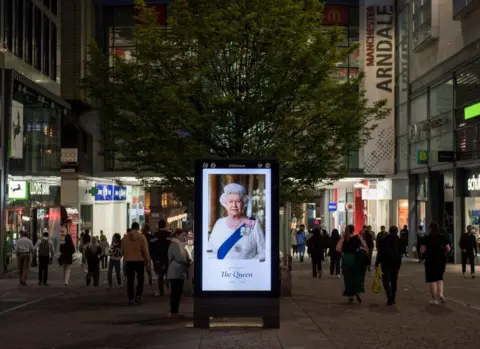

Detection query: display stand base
xmin=193 ymin=297 xmax=280 ymax=329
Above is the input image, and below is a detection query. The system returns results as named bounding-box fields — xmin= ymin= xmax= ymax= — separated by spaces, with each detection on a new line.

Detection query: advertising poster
xmin=10 ymin=100 xmax=24 ymax=159
xmin=197 ymin=161 xmax=278 ymax=293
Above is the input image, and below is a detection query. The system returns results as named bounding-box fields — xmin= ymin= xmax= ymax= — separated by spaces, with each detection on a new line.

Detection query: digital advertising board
xmin=194 ymin=159 xmax=279 ymax=297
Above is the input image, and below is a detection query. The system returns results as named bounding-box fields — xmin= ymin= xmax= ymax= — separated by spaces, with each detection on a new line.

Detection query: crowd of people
xmin=293 ymin=222 xmax=454 ymax=306
xmin=13 ymin=220 xmax=193 ymax=319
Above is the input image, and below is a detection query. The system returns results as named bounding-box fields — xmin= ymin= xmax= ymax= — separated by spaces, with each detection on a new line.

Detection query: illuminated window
xmin=161 ymin=193 xmax=168 ymax=207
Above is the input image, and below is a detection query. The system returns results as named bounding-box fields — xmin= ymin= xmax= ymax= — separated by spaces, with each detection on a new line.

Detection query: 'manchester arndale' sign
xmin=360 ymin=0 xmax=395 ymax=175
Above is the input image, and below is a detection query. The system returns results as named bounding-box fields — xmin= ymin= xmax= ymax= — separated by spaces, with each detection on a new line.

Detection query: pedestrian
xmin=459 ymin=225 xmax=477 ymax=279
xmin=35 ymin=232 xmax=55 ymax=286
xmin=108 ymin=233 xmax=123 ymax=288
xmin=307 ymin=228 xmax=326 ymax=278
xmin=15 ymin=231 xmax=34 ymax=285
xmin=85 ymin=237 xmax=102 ymax=287
xmin=122 ymin=229 xmax=131 ymax=285
xmin=399 ymin=225 xmax=409 ymax=257
xmin=99 ymin=234 xmax=110 ymax=270
xmin=296 ymin=225 xmax=307 ymax=262
xmin=141 ymin=224 xmax=154 ymax=289
xmin=167 ymin=229 xmax=191 ymax=318
xmin=416 ymin=226 xmax=426 ymax=262
xmin=336 ymin=224 xmax=369 ymax=303
xmin=375 ymin=226 xmax=402 ymax=306
xmin=420 ymin=222 xmax=451 ymax=305
xmin=322 ymin=229 xmax=330 ymax=261
xmin=149 ymin=219 xmax=172 ymax=296
xmin=122 ymin=222 xmax=150 ymax=305
xmin=291 ymin=229 xmax=298 ymax=258
xmin=328 ymin=229 xmax=341 ymax=278
xmin=60 ymin=234 xmax=76 ymax=286
xmin=81 ymin=229 xmax=91 ymax=269
xmin=362 ymin=226 xmax=375 ymax=272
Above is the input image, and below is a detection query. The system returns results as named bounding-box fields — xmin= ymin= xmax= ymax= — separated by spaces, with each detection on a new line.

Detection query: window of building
xmin=43 ymin=14 xmax=51 ymax=77
xmin=34 ymin=6 xmax=42 ymax=70
xmin=412 ymin=0 xmax=434 ymax=48
xmin=4 ymin=0 xmax=13 ymax=51
xmin=410 ymin=93 xmax=428 ymax=124
xmin=14 ymin=0 xmax=24 ymax=59
xmin=50 ymin=23 xmax=57 ymax=80
xmin=25 ymin=0 xmax=34 ymax=64
xmin=396 ymin=5 xmax=409 ymax=44
xmin=456 ymin=59 xmax=480 ymax=109
xmin=161 ymin=193 xmax=168 ymax=207
xmin=429 ymin=80 xmax=453 ymax=117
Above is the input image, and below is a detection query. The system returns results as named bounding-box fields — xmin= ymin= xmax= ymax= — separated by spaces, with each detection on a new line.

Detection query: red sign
xmin=144 ymin=208 xmax=151 ymax=215
xmin=136 ymin=4 xmax=167 ymax=25
xmin=323 ymin=5 xmax=349 ymax=26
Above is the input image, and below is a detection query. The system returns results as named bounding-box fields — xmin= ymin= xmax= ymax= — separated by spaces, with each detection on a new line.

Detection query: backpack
xmin=38 ymin=240 xmax=50 ymax=257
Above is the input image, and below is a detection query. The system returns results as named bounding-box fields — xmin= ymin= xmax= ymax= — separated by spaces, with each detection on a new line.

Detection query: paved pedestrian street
xmin=1 ymin=260 xmax=480 ymax=348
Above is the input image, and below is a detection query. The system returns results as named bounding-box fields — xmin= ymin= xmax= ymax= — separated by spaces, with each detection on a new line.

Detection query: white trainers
xmin=429 ymin=299 xmax=439 ymax=305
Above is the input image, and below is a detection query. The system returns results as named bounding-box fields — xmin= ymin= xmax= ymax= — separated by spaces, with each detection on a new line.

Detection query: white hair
xmin=219 ymin=184 xmax=249 ymax=209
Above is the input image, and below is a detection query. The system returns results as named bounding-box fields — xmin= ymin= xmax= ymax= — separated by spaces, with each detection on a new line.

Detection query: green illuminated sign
xmin=464 ymin=102 xmax=480 ymax=120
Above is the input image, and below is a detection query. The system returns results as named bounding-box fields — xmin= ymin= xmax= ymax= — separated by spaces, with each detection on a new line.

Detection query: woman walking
xmin=420 ymin=222 xmax=451 ymax=305
xmin=329 ymin=229 xmax=341 ymax=278
xmin=291 ymin=229 xmax=298 ymax=258
xmin=167 ymin=229 xmax=191 ymax=318
xmin=108 ymin=233 xmax=123 ymax=287
xmin=60 ymin=234 xmax=76 ymax=286
xmin=85 ymin=237 xmax=102 ymax=287
xmin=375 ymin=226 xmax=402 ymax=305
xmin=99 ymin=235 xmax=110 ymax=270
xmin=336 ymin=225 xmax=369 ymax=303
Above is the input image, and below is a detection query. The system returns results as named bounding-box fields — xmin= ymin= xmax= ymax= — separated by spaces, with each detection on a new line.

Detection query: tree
xmin=83 ymin=0 xmax=388 ymax=203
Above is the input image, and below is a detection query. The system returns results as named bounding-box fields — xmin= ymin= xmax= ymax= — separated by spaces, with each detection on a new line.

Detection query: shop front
xmin=464 ymin=168 xmax=480 ymax=243
xmin=4 ymin=177 xmax=61 ymax=270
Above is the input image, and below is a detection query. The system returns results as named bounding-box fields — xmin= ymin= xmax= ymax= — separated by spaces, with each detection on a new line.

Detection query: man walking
xmin=149 ymin=219 xmax=171 ymax=296
xmin=122 ymin=222 xmax=150 ymax=305
xmin=35 ymin=232 xmax=55 ymax=286
xmin=460 ymin=225 xmax=478 ymax=278
xmin=15 ymin=231 xmax=34 ymax=285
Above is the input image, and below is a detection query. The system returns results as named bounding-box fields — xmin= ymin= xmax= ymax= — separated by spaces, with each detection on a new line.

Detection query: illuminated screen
xmin=201 ymin=168 xmax=272 ymax=291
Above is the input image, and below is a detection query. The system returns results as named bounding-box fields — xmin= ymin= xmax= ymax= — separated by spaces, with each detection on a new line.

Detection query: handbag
xmin=372 ymin=266 xmax=382 ymax=293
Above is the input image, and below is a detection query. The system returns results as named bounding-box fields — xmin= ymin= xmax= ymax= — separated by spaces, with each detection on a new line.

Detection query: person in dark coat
xmin=328 ymin=229 xmax=341 ymax=278
xmin=459 ymin=225 xmax=477 ymax=278
xmin=307 ymin=228 xmax=326 ymax=278
xmin=399 ymin=225 xmax=409 ymax=257
xmin=60 ymin=234 xmax=76 ymax=286
xmin=375 ymin=226 xmax=402 ymax=305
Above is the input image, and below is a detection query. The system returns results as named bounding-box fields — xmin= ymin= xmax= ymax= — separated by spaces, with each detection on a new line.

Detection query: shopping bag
xmin=371 ymin=266 xmax=382 ymax=294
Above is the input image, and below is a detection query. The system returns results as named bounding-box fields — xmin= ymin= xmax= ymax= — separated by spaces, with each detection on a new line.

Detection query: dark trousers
xmin=381 ymin=267 xmax=399 ymax=304
xmin=38 ymin=256 xmax=50 ymax=285
xmin=101 ymin=255 xmax=108 ymax=269
xmin=311 ymin=254 xmax=323 ymax=277
xmin=367 ymin=249 xmax=373 ymax=271
xmin=126 ymin=261 xmax=145 ymax=301
xmin=86 ymin=262 xmax=100 ymax=286
xmin=153 ymin=260 xmax=168 ymax=295
xmin=330 ymin=252 xmax=341 ymax=275
xmin=461 ymin=252 xmax=475 ymax=274
xmin=108 ymin=259 xmax=122 ymax=286
xmin=169 ymin=279 xmax=184 ymax=314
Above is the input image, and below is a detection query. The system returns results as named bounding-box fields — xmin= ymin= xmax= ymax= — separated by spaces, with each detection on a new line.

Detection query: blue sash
xmin=217 ymin=223 xmax=246 ymax=260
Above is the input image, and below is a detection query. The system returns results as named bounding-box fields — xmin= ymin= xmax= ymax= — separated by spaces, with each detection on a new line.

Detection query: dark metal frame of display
xmin=193 ymin=158 xmax=280 ymax=328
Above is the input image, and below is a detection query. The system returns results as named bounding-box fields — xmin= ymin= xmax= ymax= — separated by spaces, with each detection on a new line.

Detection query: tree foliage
xmin=83 ymin=0 xmax=388 ymax=203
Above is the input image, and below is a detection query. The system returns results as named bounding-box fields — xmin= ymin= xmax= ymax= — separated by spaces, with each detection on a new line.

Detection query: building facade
xmin=396 ymin=0 xmax=480 ymax=262
xmin=0 ymin=0 xmax=71 ymax=272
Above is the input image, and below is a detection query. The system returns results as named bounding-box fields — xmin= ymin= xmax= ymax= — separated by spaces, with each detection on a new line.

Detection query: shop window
xmin=161 ymin=193 xmax=168 ymax=208
xmin=14 ymin=0 xmax=24 ymax=59
xmin=429 ymin=133 xmax=453 ymax=164
xmin=455 ymin=125 xmax=478 ymax=160
xmin=410 ymin=93 xmax=428 ymax=124
xmin=429 ymin=80 xmax=453 ymax=117
xmin=430 ymin=111 xmax=453 ymax=137
xmin=455 ymin=59 xmax=480 ymax=109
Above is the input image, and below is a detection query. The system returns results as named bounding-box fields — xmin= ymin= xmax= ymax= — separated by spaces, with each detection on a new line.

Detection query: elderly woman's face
xmin=226 ymin=193 xmax=244 ymax=217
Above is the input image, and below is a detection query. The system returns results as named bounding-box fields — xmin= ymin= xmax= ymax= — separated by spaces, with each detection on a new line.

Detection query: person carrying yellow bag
xmin=374 ymin=226 xmax=403 ymax=306
xmin=372 ymin=266 xmax=382 ymax=293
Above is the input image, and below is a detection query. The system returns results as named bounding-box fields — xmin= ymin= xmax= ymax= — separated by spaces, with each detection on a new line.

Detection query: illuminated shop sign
xmin=8 ymin=181 xmax=28 ymax=200
xmin=464 ymin=102 xmax=480 ymax=120
xmin=467 ymin=174 xmax=480 ymax=191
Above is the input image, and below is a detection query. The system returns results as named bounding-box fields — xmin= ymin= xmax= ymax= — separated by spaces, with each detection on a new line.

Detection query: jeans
xmin=311 ymin=254 xmax=323 ymax=277
xmin=125 ymin=261 xmax=145 ymax=301
xmin=17 ymin=253 xmax=30 ymax=284
xmin=153 ymin=260 xmax=168 ymax=295
xmin=101 ymin=255 xmax=108 ymax=269
xmin=381 ymin=267 xmax=399 ymax=304
xmin=461 ymin=252 xmax=475 ymax=275
xmin=330 ymin=252 xmax=341 ymax=276
xmin=169 ymin=279 xmax=184 ymax=314
xmin=108 ymin=259 xmax=122 ymax=286
xmin=64 ymin=264 xmax=72 ymax=285
xmin=38 ymin=256 xmax=50 ymax=285
xmin=86 ymin=262 xmax=100 ymax=286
